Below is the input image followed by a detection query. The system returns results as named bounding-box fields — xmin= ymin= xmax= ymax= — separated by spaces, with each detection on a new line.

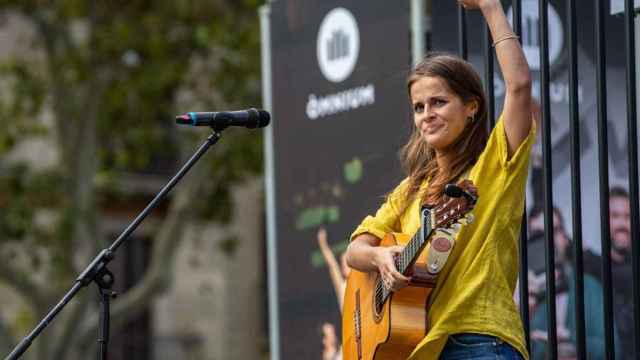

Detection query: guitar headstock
xmin=431 ymin=179 xmax=478 ymax=230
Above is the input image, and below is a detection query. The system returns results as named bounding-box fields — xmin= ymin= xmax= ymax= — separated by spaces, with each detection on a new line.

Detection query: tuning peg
xmin=464 ymin=214 xmax=475 ymax=224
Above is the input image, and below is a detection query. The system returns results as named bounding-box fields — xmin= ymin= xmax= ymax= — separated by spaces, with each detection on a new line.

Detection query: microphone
xmin=176 ymin=108 xmax=270 ymax=129
xmin=444 ymin=184 xmax=464 ymax=198
xmin=444 ymin=184 xmax=477 ymax=204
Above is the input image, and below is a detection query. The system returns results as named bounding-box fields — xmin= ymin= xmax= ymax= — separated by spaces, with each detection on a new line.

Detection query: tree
xmin=0 ymin=1 xmax=264 ymax=359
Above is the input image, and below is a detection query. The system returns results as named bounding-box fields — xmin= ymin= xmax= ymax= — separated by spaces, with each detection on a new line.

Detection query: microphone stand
xmin=6 ymin=126 xmax=227 ymax=360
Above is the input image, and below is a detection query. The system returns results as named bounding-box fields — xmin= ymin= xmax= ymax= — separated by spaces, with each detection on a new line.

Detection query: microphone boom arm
xmin=5 ymin=128 xmax=227 ymax=360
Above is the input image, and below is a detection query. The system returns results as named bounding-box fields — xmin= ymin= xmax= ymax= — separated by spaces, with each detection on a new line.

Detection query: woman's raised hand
xmin=457 ymin=0 xmax=498 ymax=10
xmin=460 ymin=0 xmax=532 ymax=156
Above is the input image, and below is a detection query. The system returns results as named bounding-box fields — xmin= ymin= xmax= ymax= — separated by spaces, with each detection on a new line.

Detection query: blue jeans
xmin=440 ymin=333 xmax=524 ymax=360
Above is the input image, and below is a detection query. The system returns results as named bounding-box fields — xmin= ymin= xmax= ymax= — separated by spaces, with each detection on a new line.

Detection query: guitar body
xmin=342 ymin=233 xmax=433 ymax=360
xmin=342 ymin=180 xmax=478 ymax=360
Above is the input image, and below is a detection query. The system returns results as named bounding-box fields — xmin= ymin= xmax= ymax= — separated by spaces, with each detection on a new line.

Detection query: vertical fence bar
xmin=512 ymin=0 xmax=522 ymax=42
xmin=594 ymin=0 xmax=615 ymax=358
xmin=538 ymin=0 xmax=557 ymax=357
xmin=458 ymin=5 xmax=468 ymax=60
xmin=511 ymin=0 xmax=531 ymax=353
xmin=484 ymin=25 xmax=495 ymax=127
xmin=566 ymin=0 xmax=586 ymax=358
xmin=624 ymin=0 xmax=640 ymax=357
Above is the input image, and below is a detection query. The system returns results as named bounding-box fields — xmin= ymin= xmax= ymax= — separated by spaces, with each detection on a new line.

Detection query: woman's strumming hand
xmin=373 ymin=245 xmax=410 ymax=292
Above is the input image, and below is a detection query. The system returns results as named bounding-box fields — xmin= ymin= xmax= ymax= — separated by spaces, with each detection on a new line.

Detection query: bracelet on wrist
xmin=492 ymin=34 xmax=519 ymax=47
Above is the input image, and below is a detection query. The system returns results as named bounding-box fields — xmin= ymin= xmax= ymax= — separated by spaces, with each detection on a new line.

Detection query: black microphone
xmin=444 ymin=184 xmax=464 ymax=198
xmin=444 ymin=184 xmax=477 ymax=204
xmin=176 ymin=108 xmax=270 ymax=129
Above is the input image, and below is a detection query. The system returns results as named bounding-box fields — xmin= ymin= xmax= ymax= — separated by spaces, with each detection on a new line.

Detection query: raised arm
xmin=462 ymin=0 xmax=532 ymax=157
xmin=317 ymin=227 xmax=346 ymax=311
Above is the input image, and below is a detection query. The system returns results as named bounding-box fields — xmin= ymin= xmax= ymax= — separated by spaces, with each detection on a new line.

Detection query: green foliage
xmin=195 ymin=127 xmax=264 ymax=222
xmin=0 ymin=0 xmax=264 ymax=218
xmin=0 ymin=164 xmax=65 ymax=241
xmin=0 ymin=165 xmax=34 ymax=240
xmin=12 ymin=306 xmax=36 ymax=337
xmin=0 ymin=62 xmax=47 ymax=154
xmin=0 ymin=0 xmax=266 ymax=354
xmin=217 ymin=234 xmax=239 ymax=256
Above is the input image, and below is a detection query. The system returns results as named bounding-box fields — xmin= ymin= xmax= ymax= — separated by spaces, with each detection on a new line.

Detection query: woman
xmin=344 ymin=0 xmax=533 ymax=359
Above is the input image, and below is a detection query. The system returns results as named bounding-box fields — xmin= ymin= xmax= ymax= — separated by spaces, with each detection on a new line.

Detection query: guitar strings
xmin=373 ymin=189 xmax=473 ymax=308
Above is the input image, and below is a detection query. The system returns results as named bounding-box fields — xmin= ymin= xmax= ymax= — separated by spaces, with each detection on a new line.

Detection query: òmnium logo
xmin=307 ymin=7 xmax=374 ymax=119
xmin=316 ymin=7 xmax=360 ymax=83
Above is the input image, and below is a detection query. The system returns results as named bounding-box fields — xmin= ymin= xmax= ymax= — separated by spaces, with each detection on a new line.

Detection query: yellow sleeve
xmin=349 ymin=178 xmax=409 ymax=241
xmin=497 ymin=115 xmax=537 ymax=171
xmin=478 ymin=114 xmax=536 ymax=172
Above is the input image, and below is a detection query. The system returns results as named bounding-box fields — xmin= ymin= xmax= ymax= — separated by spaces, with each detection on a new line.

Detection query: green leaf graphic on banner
xmin=344 ymin=157 xmax=363 ymax=184
xmin=295 ymin=206 xmax=340 ymax=230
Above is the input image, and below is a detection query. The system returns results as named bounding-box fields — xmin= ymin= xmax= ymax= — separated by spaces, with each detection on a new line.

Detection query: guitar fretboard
xmin=375 ymin=207 xmax=433 ymax=312
xmin=397 ymin=207 xmax=433 ymax=274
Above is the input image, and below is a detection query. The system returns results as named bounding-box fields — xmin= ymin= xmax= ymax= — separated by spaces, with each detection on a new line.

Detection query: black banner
xmin=270 ymin=1 xmax=410 ymax=358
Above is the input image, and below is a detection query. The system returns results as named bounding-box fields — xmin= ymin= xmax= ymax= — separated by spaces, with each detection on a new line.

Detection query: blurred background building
xmin=0 ymin=2 xmax=267 ymax=359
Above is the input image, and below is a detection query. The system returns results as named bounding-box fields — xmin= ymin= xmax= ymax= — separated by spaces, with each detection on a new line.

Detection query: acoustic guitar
xmin=342 ymin=180 xmax=478 ymax=360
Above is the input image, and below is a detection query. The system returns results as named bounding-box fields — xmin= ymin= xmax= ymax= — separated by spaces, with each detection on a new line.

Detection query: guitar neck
xmin=397 ymin=207 xmax=433 ymax=274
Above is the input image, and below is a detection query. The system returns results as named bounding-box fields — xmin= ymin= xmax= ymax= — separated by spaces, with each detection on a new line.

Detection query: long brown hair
xmin=400 ymin=53 xmax=489 ymax=208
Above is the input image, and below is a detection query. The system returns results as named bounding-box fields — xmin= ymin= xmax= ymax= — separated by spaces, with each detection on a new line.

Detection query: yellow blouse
xmin=350 ymin=115 xmax=535 ymax=360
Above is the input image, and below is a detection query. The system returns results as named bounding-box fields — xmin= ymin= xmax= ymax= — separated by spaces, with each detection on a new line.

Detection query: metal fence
xmin=451 ymin=1 xmax=640 ymax=358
